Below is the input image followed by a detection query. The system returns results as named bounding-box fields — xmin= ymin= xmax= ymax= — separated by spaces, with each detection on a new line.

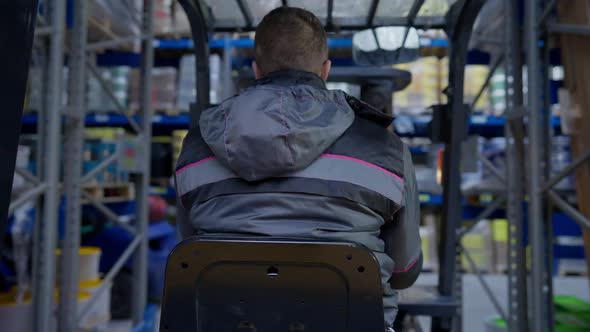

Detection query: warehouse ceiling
xmin=201 ymin=0 xmax=459 ymax=31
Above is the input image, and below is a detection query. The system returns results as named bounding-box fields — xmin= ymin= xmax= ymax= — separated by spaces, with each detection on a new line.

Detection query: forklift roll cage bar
xmin=0 ymin=1 xmax=486 ymax=332
xmin=174 ymin=0 xmax=486 ymax=331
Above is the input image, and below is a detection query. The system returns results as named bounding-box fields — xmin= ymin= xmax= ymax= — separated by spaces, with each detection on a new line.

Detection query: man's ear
xmin=320 ymin=59 xmax=331 ymax=81
xmin=252 ymin=61 xmax=263 ymax=80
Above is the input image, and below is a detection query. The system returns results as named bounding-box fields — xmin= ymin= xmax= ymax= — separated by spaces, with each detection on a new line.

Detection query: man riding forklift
xmin=174 ymin=7 xmax=422 ymax=331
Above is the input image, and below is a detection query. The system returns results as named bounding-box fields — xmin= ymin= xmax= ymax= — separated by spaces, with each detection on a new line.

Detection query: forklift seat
xmin=159 ymin=237 xmax=385 ymax=332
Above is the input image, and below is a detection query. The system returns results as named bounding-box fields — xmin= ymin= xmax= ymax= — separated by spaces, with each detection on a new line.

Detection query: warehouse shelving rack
xmin=521 ymin=0 xmax=590 ymax=331
xmin=469 ymin=1 xmax=590 ymax=331
xmin=60 ymin=1 xmax=155 ymax=331
xmin=3 ymin=0 xmax=155 ymax=331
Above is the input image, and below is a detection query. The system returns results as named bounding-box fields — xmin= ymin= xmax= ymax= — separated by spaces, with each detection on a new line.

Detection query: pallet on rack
xmin=87 ymin=16 xmax=138 ymax=52
xmin=82 ymin=183 xmax=135 ymax=204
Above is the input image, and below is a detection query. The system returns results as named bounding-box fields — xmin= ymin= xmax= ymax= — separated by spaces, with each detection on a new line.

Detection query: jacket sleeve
xmin=380 ymin=144 xmax=422 ymax=289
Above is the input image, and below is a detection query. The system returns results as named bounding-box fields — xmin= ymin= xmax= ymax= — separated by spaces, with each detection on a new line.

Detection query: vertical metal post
xmin=504 ymin=0 xmax=529 ymax=330
xmin=178 ymin=0 xmax=210 ymax=128
xmin=59 ymin=0 xmax=87 ymax=330
xmin=525 ymin=0 xmax=548 ymax=330
xmin=222 ymin=34 xmax=235 ymax=100
xmin=433 ymin=1 xmax=486 ymax=330
xmin=32 ymin=0 xmax=66 ymax=330
xmin=541 ymin=24 xmax=555 ymax=331
xmin=453 ymin=245 xmax=463 ymax=332
xmin=132 ymin=0 xmax=154 ymax=324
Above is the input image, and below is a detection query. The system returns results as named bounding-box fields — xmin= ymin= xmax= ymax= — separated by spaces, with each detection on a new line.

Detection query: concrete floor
xmin=107 ymin=273 xmax=590 ymax=332
xmin=415 ymin=273 xmax=590 ymax=331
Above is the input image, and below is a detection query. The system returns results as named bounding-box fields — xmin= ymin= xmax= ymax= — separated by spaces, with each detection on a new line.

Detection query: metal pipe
xmin=81 ymin=151 xmax=120 ymax=184
xmin=77 ymin=235 xmax=143 ymax=322
xmin=504 ymin=0 xmax=528 ymax=328
xmin=543 ymin=148 xmax=590 ymax=192
xmin=541 ymin=37 xmax=555 ymax=332
xmin=32 ymin=0 xmax=66 ymax=329
xmin=85 ymin=61 xmax=141 ymax=133
xmin=457 ymin=195 xmax=507 ymax=239
xmin=461 ymin=244 xmax=508 ymax=322
xmin=235 ymin=0 xmax=253 ymax=29
xmin=59 ymin=0 xmax=88 ymax=328
xmin=432 ymin=1 xmax=487 ymax=330
xmin=87 ymin=35 xmax=147 ymax=52
xmin=327 ymin=0 xmax=334 ymax=28
xmin=538 ymin=0 xmax=556 ymax=27
xmin=178 ymin=0 xmax=210 ymax=128
xmin=397 ymin=0 xmax=425 ymax=62
xmin=222 ymin=35 xmax=235 ymax=100
xmin=525 ymin=0 xmax=546 ymax=329
xmin=15 ymin=167 xmax=41 ymax=185
xmin=471 ymin=55 xmax=504 ymax=110
xmin=367 ymin=0 xmax=380 ymax=26
xmin=406 ymin=0 xmax=425 ymax=25
xmin=8 ymin=184 xmax=48 ymax=215
xmin=547 ymin=190 xmax=590 ymax=231
xmin=132 ymin=0 xmax=154 ymax=323
xmin=80 ymin=191 xmax=137 ymax=235
xmin=478 ymin=154 xmax=506 ymax=184
xmin=548 ymin=23 xmax=590 ymax=36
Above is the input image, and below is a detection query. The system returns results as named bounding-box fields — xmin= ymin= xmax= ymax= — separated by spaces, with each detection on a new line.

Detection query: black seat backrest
xmin=159 ymin=237 xmax=385 ymax=332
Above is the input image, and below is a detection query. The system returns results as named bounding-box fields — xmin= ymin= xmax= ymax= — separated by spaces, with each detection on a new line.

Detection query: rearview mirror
xmin=352 ymin=27 xmax=420 ymax=66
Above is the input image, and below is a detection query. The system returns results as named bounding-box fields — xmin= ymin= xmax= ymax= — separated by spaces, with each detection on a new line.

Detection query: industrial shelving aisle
xmin=5 ymin=0 xmax=155 ymax=331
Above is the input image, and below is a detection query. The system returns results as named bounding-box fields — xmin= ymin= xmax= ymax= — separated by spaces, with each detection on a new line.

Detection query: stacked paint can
xmin=56 ymin=247 xmax=112 ymax=331
xmin=0 ymin=246 xmax=101 ymax=332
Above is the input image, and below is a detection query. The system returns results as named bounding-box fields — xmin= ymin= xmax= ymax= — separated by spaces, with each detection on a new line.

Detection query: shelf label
xmin=480 ymin=194 xmax=493 ymax=203
xmin=419 ymin=194 xmax=430 ymax=202
xmin=471 ymin=115 xmax=487 ymax=124
xmin=93 ymin=114 xmax=109 ymax=123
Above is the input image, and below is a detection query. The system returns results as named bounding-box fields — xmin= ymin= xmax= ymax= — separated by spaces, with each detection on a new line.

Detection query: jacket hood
xmin=199 ymin=70 xmax=355 ymax=181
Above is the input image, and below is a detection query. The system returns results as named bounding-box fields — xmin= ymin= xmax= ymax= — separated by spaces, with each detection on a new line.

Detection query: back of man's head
xmin=254 ymin=7 xmax=328 ymax=77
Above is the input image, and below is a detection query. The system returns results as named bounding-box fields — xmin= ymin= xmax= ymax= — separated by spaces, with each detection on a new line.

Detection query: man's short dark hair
xmin=255 ymin=7 xmax=328 ymax=76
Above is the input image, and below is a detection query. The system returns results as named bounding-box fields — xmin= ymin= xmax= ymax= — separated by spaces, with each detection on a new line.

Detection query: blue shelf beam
xmin=21 ymin=112 xmax=562 ymax=138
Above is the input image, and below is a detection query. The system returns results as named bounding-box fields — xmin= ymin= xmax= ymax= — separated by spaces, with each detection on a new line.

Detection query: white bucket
xmin=0 ymin=289 xmax=92 ymax=332
xmin=79 ymin=279 xmax=112 ymax=331
xmin=56 ymin=246 xmax=102 ymax=282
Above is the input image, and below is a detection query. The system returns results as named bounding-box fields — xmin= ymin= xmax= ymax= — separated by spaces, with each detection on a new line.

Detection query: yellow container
xmin=56 ymin=246 xmax=102 ymax=282
xmin=0 ymin=288 xmax=91 ymax=332
xmin=0 ymin=290 xmax=33 ymax=332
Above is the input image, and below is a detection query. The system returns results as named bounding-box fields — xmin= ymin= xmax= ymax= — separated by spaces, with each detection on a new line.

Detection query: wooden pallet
xmin=82 ymin=183 xmax=135 ymax=204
